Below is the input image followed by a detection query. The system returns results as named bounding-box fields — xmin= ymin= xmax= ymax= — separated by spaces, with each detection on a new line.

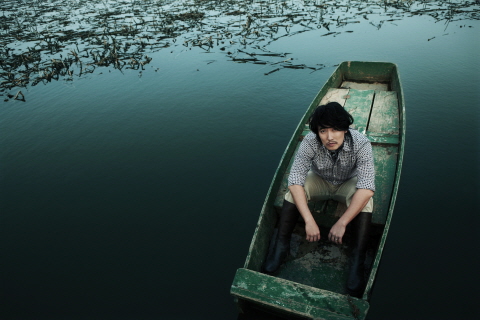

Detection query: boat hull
xmin=232 ymin=61 xmax=405 ymax=320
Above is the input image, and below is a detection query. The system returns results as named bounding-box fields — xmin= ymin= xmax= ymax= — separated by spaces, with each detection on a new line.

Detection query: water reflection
xmin=1 ymin=0 xmax=478 ymax=101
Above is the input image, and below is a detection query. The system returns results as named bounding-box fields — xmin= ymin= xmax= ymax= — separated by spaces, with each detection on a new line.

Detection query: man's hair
xmin=309 ymin=102 xmax=354 ymax=139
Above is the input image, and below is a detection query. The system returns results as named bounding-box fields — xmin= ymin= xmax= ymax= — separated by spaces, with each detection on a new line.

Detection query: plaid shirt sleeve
xmin=288 ymin=133 xmax=317 ymax=187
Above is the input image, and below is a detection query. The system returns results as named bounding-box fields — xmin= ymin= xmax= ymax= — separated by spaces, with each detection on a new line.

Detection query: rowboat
xmin=231 ymin=61 xmax=405 ymax=320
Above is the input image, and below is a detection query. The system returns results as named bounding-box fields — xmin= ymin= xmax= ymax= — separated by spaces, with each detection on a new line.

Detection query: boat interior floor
xmin=274 ymin=220 xmax=384 ymax=295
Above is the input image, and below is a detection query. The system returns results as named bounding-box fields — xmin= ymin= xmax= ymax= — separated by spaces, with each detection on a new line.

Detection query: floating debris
xmin=0 ymin=0 xmax=478 ymax=100
xmin=264 ymin=68 xmax=280 ymax=76
xmin=13 ymin=91 xmax=25 ymax=101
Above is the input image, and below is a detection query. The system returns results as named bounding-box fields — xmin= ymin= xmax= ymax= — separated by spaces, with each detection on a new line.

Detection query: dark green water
xmin=1 ymin=1 xmax=479 ymax=319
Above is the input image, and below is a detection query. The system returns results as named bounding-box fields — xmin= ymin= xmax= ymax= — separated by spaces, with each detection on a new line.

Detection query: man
xmin=262 ymin=101 xmax=375 ymax=298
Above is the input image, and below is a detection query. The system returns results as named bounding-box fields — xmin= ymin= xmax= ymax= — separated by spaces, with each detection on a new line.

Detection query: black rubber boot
xmin=262 ymin=200 xmax=300 ymax=274
xmin=346 ymin=211 xmax=372 ymax=298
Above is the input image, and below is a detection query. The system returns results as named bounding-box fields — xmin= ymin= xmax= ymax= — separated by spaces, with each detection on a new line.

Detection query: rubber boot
xmin=262 ymin=200 xmax=300 ymax=274
xmin=346 ymin=211 xmax=372 ymax=298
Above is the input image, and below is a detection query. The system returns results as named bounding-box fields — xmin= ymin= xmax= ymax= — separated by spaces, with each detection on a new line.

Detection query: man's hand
xmin=288 ymin=184 xmax=321 ymax=243
xmin=329 ymin=221 xmax=346 ymax=244
xmin=305 ymin=221 xmax=321 ymax=242
xmin=328 ymin=188 xmax=373 ymax=245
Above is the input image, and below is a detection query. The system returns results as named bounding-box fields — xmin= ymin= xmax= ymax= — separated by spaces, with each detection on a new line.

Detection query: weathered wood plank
xmin=368 ymin=91 xmax=399 ymax=135
xmin=343 ymin=89 xmax=374 ymax=135
xmin=341 ymin=81 xmax=388 ymax=91
xmin=319 ymin=88 xmax=349 ymax=106
xmin=371 ymin=144 xmax=398 ymax=224
xmin=232 ymin=268 xmax=369 ymax=320
xmin=341 ymin=61 xmax=396 ymax=83
xmin=366 ymin=132 xmax=399 ymax=144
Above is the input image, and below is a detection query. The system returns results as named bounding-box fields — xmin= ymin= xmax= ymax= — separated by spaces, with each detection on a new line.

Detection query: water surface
xmin=1 ymin=1 xmax=479 ymax=319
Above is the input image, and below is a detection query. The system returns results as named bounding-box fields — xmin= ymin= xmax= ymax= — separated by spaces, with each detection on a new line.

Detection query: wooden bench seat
xmin=274 ymin=83 xmax=399 ymax=225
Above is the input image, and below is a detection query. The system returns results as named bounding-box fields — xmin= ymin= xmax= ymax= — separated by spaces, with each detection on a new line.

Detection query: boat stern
xmin=231 ymin=268 xmax=370 ymax=320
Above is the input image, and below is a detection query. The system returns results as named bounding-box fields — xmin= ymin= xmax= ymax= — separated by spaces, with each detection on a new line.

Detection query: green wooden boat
xmin=231 ymin=61 xmax=405 ymax=320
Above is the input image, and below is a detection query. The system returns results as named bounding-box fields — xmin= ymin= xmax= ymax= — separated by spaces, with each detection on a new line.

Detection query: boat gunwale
xmin=362 ymin=62 xmax=406 ymax=299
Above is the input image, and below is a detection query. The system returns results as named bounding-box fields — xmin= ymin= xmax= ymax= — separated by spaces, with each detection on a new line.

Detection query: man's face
xmin=318 ymin=127 xmax=347 ymax=151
